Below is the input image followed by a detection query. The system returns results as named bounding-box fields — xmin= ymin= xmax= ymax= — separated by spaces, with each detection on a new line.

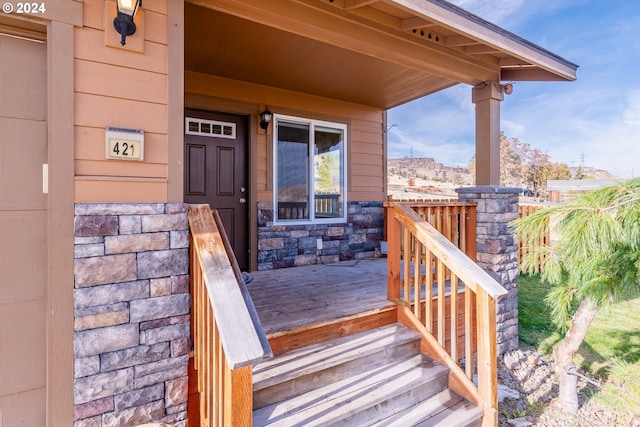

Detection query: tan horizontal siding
xmin=75 ymin=60 xmax=168 ymax=104
xmin=74 ymin=2 xmax=169 ymax=203
xmin=349 ymin=191 xmax=386 ymax=202
xmin=75 ymin=28 xmax=168 ymax=74
xmin=352 ymin=140 xmax=384 ymax=156
xmin=75 ymin=178 xmax=167 ymax=203
xmin=144 ymin=10 xmax=169 ymax=45
xmin=75 ymin=93 xmax=168 ymax=134
xmin=75 ymin=160 xmax=167 ymax=179
xmin=351 ymin=152 xmax=384 ymax=167
xmin=351 ymin=175 xmax=383 ymax=188
xmin=75 ymin=127 xmax=168 ymax=164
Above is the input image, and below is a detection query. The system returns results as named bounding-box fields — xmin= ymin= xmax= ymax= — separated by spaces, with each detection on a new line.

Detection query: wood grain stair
xmin=252 ymin=323 xmax=482 ymax=426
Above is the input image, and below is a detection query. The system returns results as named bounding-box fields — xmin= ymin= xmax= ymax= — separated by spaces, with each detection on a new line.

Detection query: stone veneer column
xmin=73 ymin=203 xmax=190 ymax=427
xmin=456 ymin=186 xmax=520 ymax=355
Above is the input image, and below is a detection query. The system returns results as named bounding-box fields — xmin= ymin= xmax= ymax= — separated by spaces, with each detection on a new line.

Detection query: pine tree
xmin=512 ymin=178 xmax=640 ymax=413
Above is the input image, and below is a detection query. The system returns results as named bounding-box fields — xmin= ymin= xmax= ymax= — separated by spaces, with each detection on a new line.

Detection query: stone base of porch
xmin=257 ymin=201 xmax=384 ymax=271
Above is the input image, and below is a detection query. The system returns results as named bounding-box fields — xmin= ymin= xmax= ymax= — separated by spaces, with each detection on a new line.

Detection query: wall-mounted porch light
xmin=501 ymin=83 xmax=514 ymax=95
xmin=260 ymin=107 xmax=273 ymax=132
xmin=114 ymin=0 xmax=142 ymax=46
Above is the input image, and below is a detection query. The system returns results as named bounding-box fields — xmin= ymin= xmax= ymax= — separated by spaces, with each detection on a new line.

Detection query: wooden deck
xmin=247 ymin=258 xmax=393 ymax=335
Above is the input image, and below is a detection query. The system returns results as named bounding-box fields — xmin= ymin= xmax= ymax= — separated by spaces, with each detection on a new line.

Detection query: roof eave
xmin=389 ymin=0 xmax=578 ymax=82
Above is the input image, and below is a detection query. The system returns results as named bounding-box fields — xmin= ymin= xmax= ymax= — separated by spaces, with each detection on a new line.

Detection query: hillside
xmin=566 ymin=166 xmax=620 ymax=181
xmin=388 ymin=158 xmax=472 ymax=199
xmin=387 ymin=157 xmax=620 ymax=200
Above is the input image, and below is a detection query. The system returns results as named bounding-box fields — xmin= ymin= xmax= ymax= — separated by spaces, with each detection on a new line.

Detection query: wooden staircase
xmin=252 ymin=323 xmax=483 ymax=426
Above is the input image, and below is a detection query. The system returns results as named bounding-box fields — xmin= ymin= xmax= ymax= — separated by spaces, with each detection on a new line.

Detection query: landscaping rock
xmin=508 ymin=417 xmax=532 ymax=427
xmin=498 ymin=348 xmax=624 ymax=427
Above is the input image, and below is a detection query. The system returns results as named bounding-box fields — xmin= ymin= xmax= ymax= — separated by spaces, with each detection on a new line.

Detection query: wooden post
xmin=225 ymin=365 xmax=253 ymax=427
xmin=476 ymin=287 xmax=499 ymax=427
xmin=472 ymin=82 xmax=503 ymax=186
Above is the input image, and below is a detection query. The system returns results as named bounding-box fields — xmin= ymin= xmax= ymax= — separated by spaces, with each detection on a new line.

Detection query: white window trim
xmin=273 ymin=114 xmax=348 ymax=225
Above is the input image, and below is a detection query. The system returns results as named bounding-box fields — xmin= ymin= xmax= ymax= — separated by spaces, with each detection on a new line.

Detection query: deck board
xmin=247 ymin=258 xmax=391 ymax=334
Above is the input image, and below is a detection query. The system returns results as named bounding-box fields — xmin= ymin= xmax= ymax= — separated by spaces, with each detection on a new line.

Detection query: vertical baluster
xmin=444 ymin=205 xmax=452 ymax=244
xmin=204 ymin=281 xmax=212 ymax=425
xmin=387 ymin=207 xmax=401 ymax=301
xmin=425 ymin=249 xmax=433 ymax=333
xmin=450 ymin=275 xmax=459 ymax=361
xmin=452 ymin=206 xmax=460 ymax=250
xmin=403 ymin=226 xmax=411 ymax=304
xmin=199 ymin=275 xmax=207 ymax=425
xmin=215 ymin=316 xmax=224 ymax=426
xmin=437 ymin=258 xmax=446 ymax=346
xmin=460 ymin=206 xmax=467 ymax=256
xmin=413 ymin=238 xmax=421 ymax=318
xmin=465 ymin=287 xmax=474 ymax=380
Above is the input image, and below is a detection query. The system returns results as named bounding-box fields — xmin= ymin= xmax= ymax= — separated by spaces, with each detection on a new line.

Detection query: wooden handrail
xmin=387 ymin=203 xmax=507 ymax=427
xmin=189 ymin=204 xmax=271 ymax=426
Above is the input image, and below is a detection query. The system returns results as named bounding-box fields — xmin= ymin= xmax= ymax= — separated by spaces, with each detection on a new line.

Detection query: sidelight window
xmin=274 ymin=115 xmax=347 ymax=223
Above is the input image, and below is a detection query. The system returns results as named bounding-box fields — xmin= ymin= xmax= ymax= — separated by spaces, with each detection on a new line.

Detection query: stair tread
xmin=253 ymin=353 xmax=449 ymax=426
xmin=253 ymin=323 xmax=421 ymax=391
xmin=369 ymin=388 xmax=482 ymax=427
xmin=414 ymin=397 xmax=484 ymax=427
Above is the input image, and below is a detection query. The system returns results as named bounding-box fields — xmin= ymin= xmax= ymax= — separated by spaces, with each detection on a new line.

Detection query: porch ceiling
xmin=185 ymin=0 xmax=577 ymax=109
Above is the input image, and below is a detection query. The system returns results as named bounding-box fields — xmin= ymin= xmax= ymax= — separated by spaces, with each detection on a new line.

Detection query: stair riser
xmin=254 ymin=339 xmax=420 ymax=409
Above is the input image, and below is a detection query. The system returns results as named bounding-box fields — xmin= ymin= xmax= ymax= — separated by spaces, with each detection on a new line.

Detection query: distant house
xmin=547 ymin=179 xmax=623 ymax=202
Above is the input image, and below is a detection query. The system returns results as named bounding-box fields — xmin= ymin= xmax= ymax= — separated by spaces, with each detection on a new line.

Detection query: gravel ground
xmin=497 ymin=348 xmax=640 ymax=427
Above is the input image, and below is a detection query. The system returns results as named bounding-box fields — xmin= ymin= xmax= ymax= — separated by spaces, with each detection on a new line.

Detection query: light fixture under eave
xmin=501 ymin=82 xmax=514 ymax=95
xmin=260 ymin=107 xmax=273 ymax=131
xmin=114 ymin=0 xmax=142 ymax=46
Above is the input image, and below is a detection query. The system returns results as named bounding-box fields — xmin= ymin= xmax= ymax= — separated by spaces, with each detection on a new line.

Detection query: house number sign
xmin=105 ymin=126 xmax=144 ymax=161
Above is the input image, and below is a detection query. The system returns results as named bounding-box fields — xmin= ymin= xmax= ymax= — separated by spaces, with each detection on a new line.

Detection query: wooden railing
xmin=386 ymin=203 xmax=507 ymax=427
xmin=518 ymin=204 xmax=552 ymax=273
xmin=188 ymin=204 xmax=271 ymax=427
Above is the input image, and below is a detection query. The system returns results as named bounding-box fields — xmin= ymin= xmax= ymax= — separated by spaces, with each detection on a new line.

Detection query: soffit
xmin=185 ymin=0 xmax=577 ymax=109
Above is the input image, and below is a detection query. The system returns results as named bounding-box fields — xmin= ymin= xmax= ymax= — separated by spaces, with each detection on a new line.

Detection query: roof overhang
xmin=186 ymin=0 xmax=577 ymax=109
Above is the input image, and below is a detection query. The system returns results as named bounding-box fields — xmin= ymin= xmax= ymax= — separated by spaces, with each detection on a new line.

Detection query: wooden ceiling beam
xmin=400 ymin=16 xmax=437 ymax=30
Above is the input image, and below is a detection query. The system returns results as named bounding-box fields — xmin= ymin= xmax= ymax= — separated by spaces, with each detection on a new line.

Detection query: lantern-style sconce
xmin=260 ymin=107 xmax=273 ymax=131
xmin=114 ymin=0 xmax=142 ymax=46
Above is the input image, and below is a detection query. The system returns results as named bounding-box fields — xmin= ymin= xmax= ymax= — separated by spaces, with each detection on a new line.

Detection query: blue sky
xmin=387 ymin=0 xmax=640 ymax=178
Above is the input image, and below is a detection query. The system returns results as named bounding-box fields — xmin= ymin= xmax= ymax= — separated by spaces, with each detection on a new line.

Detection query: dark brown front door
xmin=184 ymin=110 xmax=249 ymax=270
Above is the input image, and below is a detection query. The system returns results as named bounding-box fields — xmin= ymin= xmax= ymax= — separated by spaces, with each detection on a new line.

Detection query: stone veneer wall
xmin=456 ymin=187 xmax=520 ymax=355
xmin=73 ymin=204 xmax=190 ymax=427
xmin=257 ymin=201 xmax=384 ymax=270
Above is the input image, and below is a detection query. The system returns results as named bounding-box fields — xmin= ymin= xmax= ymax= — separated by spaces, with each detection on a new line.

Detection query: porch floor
xmin=247 ymin=258 xmax=393 ymax=335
